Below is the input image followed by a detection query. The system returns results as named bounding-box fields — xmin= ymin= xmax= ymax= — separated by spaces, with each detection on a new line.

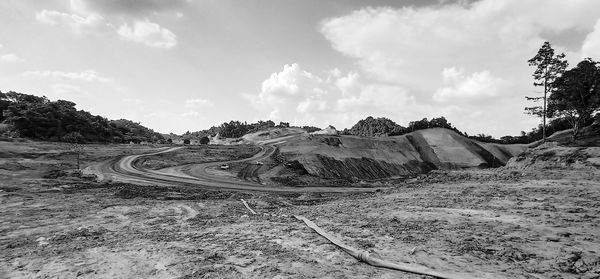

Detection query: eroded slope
xmin=276 ymin=128 xmax=527 ymax=181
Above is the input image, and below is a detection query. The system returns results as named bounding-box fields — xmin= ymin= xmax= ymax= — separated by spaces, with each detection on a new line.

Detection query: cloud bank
xmin=117 ymin=20 xmax=177 ymax=49
xmin=1 ymin=53 xmax=25 ymax=63
xmin=23 ymin=70 xmax=113 ymax=83
xmin=247 ymin=63 xmax=421 ymax=129
xmin=309 ymin=0 xmax=600 ymax=135
xmin=35 ymin=0 xmax=181 ymax=49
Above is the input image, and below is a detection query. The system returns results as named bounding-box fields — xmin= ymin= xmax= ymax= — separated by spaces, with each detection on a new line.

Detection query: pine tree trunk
xmin=572 ymin=121 xmax=579 ymax=143
xmin=543 ymin=80 xmax=547 ymax=143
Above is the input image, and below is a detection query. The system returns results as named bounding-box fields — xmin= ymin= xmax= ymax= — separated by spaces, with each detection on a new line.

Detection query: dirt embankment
xmin=275 ymin=128 xmax=526 ymax=182
xmin=506 ymin=142 xmax=600 ymax=173
xmin=543 ymin=123 xmax=600 ymax=147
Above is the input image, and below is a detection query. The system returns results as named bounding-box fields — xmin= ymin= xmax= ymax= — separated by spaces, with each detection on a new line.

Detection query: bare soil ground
xmin=1 ymin=141 xmax=599 ymax=279
xmin=135 ymin=145 xmax=260 ymax=170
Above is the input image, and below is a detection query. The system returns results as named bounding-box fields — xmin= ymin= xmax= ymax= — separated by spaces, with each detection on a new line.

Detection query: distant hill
xmin=0 ymin=91 xmax=164 ymax=143
xmin=344 ymin=116 xmax=403 ymax=137
xmin=342 ymin=116 xmax=463 ymax=138
xmin=186 ymin=120 xmax=321 ymax=141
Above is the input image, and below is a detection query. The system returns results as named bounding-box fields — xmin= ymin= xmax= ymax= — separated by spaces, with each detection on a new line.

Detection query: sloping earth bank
xmin=507 ymin=142 xmax=600 ymax=173
xmin=265 ymin=128 xmax=527 ymax=185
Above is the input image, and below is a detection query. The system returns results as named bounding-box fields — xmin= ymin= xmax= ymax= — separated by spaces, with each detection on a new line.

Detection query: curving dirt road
xmin=96 ymin=144 xmax=381 ymax=193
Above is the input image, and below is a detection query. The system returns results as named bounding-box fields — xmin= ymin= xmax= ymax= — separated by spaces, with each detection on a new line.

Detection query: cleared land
xmin=1 ymin=135 xmax=599 ymax=278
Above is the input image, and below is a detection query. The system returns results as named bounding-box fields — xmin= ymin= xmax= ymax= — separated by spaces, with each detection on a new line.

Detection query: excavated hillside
xmin=505 ymin=124 xmax=600 ymax=173
xmin=274 ymin=128 xmax=527 ymax=181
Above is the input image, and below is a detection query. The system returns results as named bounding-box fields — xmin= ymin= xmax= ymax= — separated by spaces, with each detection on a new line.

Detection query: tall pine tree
xmin=527 ymin=41 xmax=568 ymax=142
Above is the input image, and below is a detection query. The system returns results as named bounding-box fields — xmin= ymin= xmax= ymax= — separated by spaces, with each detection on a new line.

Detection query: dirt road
xmin=97 ymin=144 xmax=380 ymax=193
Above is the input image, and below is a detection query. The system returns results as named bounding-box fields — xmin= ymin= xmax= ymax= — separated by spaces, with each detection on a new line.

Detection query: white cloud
xmin=582 ymin=19 xmax=600 ymax=60
xmin=36 ymin=9 xmax=103 ymax=31
xmin=433 ymin=67 xmax=509 ymax=102
xmin=259 ymin=64 xmax=323 ymax=103
xmin=320 ymin=1 xmax=600 ymax=87
xmin=0 ymin=53 xmax=25 ymax=63
xmin=71 ymin=0 xmax=192 ymax=16
xmin=318 ymin=0 xmax=600 ymax=135
xmin=184 ymin=98 xmax=214 ymax=108
xmin=117 ymin=20 xmax=177 ymax=49
xmin=22 ymin=70 xmax=113 ymax=83
xmin=35 ymin=3 xmax=179 ymax=50
xmin=247 ymin=63 xmax=422 ymax=129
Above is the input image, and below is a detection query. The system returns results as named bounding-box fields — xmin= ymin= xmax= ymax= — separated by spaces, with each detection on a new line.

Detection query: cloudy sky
xmin=1 ymin=0 xmax=599 ymax=137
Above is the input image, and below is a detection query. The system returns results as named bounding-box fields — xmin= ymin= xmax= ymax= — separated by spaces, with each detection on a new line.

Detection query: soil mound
xmin=311 ymin=125 xmax=338 ymax=135
xmin=278 ymin=128 xmax=526 ymax=181
xmin=544 ymin=123 xmax=600 ymax=147
xmin=505 ymin=123 xmax=600 ymax=172
xmin=506 ymin=142 xmax=600 ymax=171
xmin=241 ymin=128 xmax=307 ymax=144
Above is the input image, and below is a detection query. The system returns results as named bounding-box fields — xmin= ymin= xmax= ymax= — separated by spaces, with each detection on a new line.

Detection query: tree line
xmin=184 ymin=120 xmax=320 ymax=141
xmin=340 ymin=116 xmax=462 ymax=137
xmin=527 ymin=42 xmax=600 ymax=141
xmin=0 ymin=91 xmax=165 ymax=143
xmin=337 ymin=115 xmax=583 ymax=145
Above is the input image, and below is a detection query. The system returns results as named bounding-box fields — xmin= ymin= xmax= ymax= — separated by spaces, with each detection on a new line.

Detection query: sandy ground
xmin=1 ymin=141 xmax=599 ymax=278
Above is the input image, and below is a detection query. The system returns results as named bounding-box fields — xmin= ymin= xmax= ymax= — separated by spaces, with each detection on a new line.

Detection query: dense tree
xmin=0 ymin=91 xmax=10 ymax=122
xmin=62 ymin=131 xmax=84 ymax=143
xmin=345 ymin=116 xmax=402 ymax=137
xmin=0 ymin=91 xmax=164 ymax=143
xmin=548 ymin=58 xmax=600 ymax=140
xmin=527 ymin=41 xmax=569 ymax=142
xmin=429 ymin=116 xmax=453 ymax=130
xmin=217 ymin=120 xmax=276 ymax=138
xmin=199 ymin=136 xmax=210 ymax=144
xmin=408 ymin=118 xmax=430 ymax=131
xmin=343 ymin=116 xmax=461 ymax=137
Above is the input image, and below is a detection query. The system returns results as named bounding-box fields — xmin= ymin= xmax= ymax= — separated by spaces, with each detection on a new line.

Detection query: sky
xmin=1 ymin=0 xmax=600 ymax=137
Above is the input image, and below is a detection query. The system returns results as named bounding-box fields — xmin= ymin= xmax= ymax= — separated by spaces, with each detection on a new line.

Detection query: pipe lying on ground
xmin=294 ymin=215 xmax=480 ymax=279
xmin=241 ymin=199 xmax=256 ymax=214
